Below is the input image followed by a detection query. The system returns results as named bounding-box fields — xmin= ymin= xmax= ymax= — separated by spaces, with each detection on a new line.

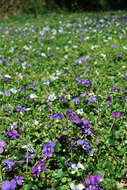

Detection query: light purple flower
xmin=0 ymin=141 xmax=6 ymax=154
xmin=73 ymin=97 xmax=80 ymax=104
xmin=1 ymin=179 xmax=16 ymax=190
xmin=112 ymin=112 xmax=121 ymax=118
xmin=87 ymin=96 xmax=96 ymax=104
xmin=77 ymin=139 xmax=84 ymax=145
xmin=14 ymin=176 xmax=24 ymax=186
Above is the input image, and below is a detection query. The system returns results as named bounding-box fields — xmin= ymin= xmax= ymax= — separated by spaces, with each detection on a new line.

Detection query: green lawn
xmin=0 ymin=11 xmax=127 ymax=190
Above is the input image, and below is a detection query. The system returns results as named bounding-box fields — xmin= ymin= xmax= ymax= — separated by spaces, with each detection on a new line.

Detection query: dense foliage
xmin=0 ymin=11 xmax=127 ymax=189
xmin=0 ymin=0 xmax=127 ymax=16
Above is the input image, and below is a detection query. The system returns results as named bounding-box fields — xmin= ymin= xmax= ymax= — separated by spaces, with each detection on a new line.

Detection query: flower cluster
xmin=75 ymin=77 xmax=91 ymax=87
xmin=85 ymin=174 xmax=103 ymax=190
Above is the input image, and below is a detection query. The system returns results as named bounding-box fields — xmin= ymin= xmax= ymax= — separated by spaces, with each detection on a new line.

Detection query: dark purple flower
xmin=66 ymin=161 xmax=72 ymax=167
xmin=82 ymin=141 xmax=90 ymax=151
xmin=75 ymin=78 xmax=91 ymax=87
xmin=112 ymin=112 xmax=121 ymax=118
xmin=124 ymin=75 xmax=127 ymax=79
xmin=1 ymin=179 xmax=16 ymax=190
xmin=59 ymin=96 xmax=66 ymax=102
xmin=106 ymin=95 xmax=111 ymax=101
xmin=85 ymin=174 xmax=103 ymax=189
xmin=14 ymin=176 xmax=24 ymax=186
xmin=42 ymin=142 xmax=56 ymax=158
xmin=31 ymin=161 xmax=46 ymax=177
xmin=24 ymin=153 xmax=36 ymax=163
xmin=20 ymin=107 xmax=26 ymax=113
xmin=4 ymin=159 xmax=15 ymax=171
xmin=69 ymin=112 xmax=78 ymax=120
xmin=0 ymin=141 xmax=6 ymax=154
xmin=16 ymin=105 xmax=22 ymax=111
xmin=66 ymin=109 xmax=72 ymax=116
xmin=112 ymin=86 xmax=120 ymax=91
xmin=50 ymin=113 xmax=64 ymax=120
xmin=4 ymin=78 xmax=10 ymax=82
xmin=118 ymin=52 xmax=122 ymax=58
xmin=77 ymin=139 xmax=90 ymax=150
xmin=6 ymin=125 xmax=20 ymax=140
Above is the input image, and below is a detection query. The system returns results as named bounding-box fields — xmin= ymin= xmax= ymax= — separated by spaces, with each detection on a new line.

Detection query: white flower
xmin=123 ymin=46 xmax=127 ymax=50
xmin=100 ymin=53 xmax=106 ymax=58
xmin=64 ymin=55 xmax=68 ymax=59
xmin=34 ymin=120 xmax=39 ymax=125
xmin=23 ymin=45 xmax=30 ymax=50
xmin=70 ymin=183 xmax=85 ymax=190
xmin=47 ymin=93 xmax=56 ymax=102
xmin=4 ymin=74 xmax=11 ymax=78
xmin=30 ymin=94 xmax=38 ymax=99
xmin=71 ymin=164 xmax=78 ymax=174
xmin=0 ymin=91 xmax=4 ymax=95
xmin=10 ymin=88 xmax=17 ymax=94
xmin=71 ymin=163 xmax=84 ymax=174
xmin=18 ymin=73 xmax=24 ymax=79
xmin=77 ymin=109 xmax=83 ymax=115
xmin=50 ymin=76 xmax=58 ymax=80
xmin=41 ymin=53 xmax=46 ymax=57
xmin=77 ymin=162 xmax=84 ymax=170
xmin=22 ymin=145 xmax=34 ymax=152
xmin=22 ymin=62 xmax=26 ymax=69
xmin=66 ymin=95 xmax=71 ymax=100
xmin=56 ymin=70 xmax=62 ymax=76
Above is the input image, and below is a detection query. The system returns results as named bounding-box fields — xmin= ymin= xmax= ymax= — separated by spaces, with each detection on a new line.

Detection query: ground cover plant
xmin=0 ymin=11 xmax=127 ymax=190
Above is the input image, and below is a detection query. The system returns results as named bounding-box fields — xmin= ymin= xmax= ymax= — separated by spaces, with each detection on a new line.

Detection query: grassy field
xmin=0 ymin=11 xmax=127 ymax=190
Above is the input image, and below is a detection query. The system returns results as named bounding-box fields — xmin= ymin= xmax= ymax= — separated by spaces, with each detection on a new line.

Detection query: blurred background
xmin=0 ymin=0 xmax=127 ymax=18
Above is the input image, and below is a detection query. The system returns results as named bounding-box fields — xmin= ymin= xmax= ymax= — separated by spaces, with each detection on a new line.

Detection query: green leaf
xmin=56 ymin=169 xmax=64 ymax=178
xmin=54 ymin=141 xmax=61 ymax=152
xmin=22 ymin=184 xmax=33 ymax=190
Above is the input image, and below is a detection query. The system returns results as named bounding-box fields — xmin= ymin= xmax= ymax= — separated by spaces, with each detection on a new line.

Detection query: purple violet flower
xmin=106 ymin=95 xmax=112 ymax=101
xmin=42 ymin=142 xmax=56 ymax=158
xmin=6 ymin=124 xmax=20 ymax=140
xmin=112 ymin=86 xmax=120 ymax=91
xmin=0 ymin=141 xmax=6 ymax=154
xmin=1 ymin=179 xmax=16 ymax=190
xmin=73 ymin=97 xmax=80 ymax=104
xmin=24 ymin=153 xmax=36 ymax=163
xmin=124 ymin=75 xmax=127 ymax=79
xmin=14 ymin=176 xmax=24 ymax=186
xmin=66 ymin=161 xmax=72 ymax=167
xmin=4 ymin=159 xmax=15 ymax=171
xmin=118 ymin=52 xmax=122 ymax=58
xmin=105 ymin=102 xmax=112 ymax=108
xmin=112 ymin=112 xmax=121 ymax=118
xmin=87 ymin=96 xmax=96 ymax=104
xmin=31 ymin=161 xmax=46 ymax=177
xmin=77 ymin=139 xmax=90 ymax=150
